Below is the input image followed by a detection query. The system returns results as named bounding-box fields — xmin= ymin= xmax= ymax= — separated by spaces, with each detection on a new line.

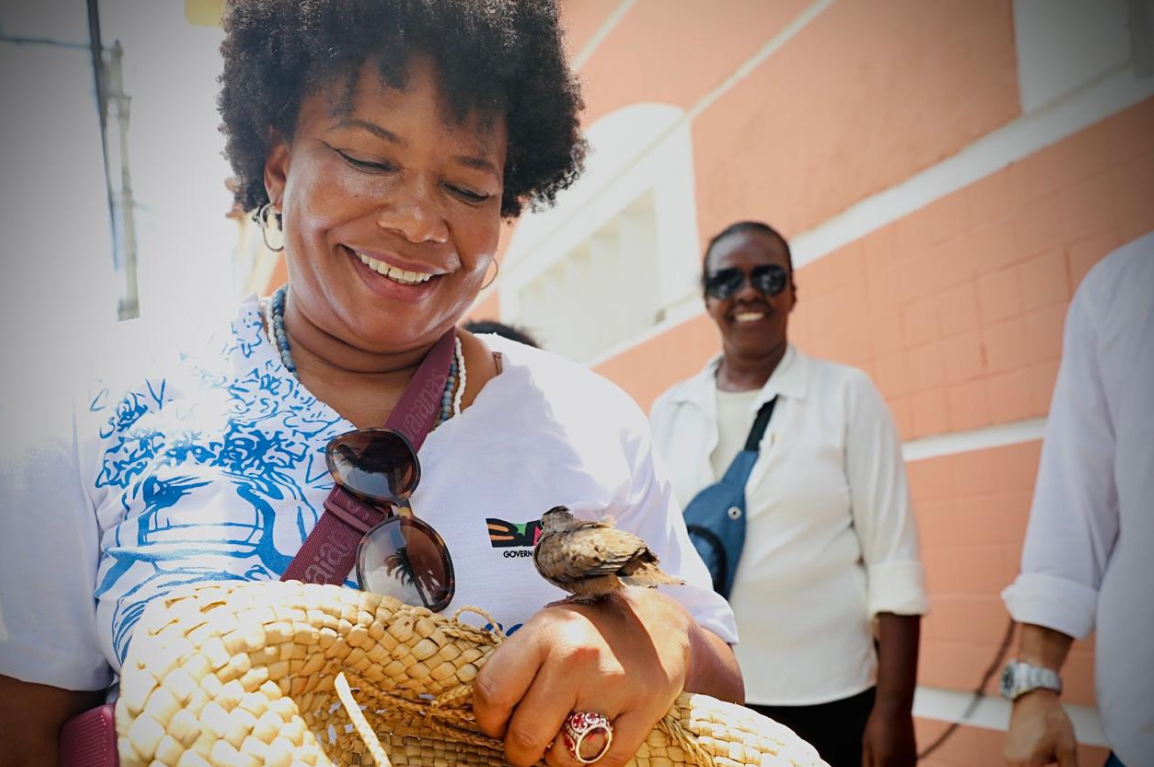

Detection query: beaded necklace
xmin=262 ymin=285 xmax=465 ymax=426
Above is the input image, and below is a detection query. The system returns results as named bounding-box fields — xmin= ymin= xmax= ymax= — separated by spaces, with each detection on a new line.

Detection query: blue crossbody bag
xmin=682 ymin=396 xmax=777 ymax=599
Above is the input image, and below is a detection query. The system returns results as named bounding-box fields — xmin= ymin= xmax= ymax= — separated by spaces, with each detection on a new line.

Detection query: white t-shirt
xmin=709 ymin=388 xmax=761 ymax=479
xmin=0 ymin=295 xmax=736 ymax=691
xmin=651 ymin=345 xmax=929 ymax=705
xmin=1002 ymin=232 xmax=1154 ymax=766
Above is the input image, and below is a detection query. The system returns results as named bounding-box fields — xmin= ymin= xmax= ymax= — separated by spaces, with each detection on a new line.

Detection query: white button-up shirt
xmin=651 ymin=345 xmax=929 ymax=705
xmin=1002 ymin=232 xmax=1154 ymax=766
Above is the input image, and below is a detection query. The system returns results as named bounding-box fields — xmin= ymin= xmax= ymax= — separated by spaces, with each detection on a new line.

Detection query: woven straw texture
xmin=115 ymin=581 xmax=826 ymax=767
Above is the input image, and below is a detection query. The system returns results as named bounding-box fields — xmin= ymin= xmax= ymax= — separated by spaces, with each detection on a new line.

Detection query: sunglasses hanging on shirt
xmin=281 ymin=327 xmax=457 ymax=613
xmin=326 ymin=428 xmax=455 ymax=612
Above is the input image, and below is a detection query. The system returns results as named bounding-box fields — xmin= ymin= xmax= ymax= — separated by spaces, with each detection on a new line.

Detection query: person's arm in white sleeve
xmin=845 ymin=371 xmax=928 ymax=767
xmin=845 ymin=372 xmax=929 ymax=618
xmin=0 ymin=387 xmax=112 ymax=766
xmin=1002 ymin=279 xmax=1115 ymax=640
xmin=1003 ymin=265 xmax=1114 ymax=767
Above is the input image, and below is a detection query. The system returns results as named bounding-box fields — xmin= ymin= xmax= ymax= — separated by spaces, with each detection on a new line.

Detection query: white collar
xmin=667 ymin=344 xmax=810 ymax=411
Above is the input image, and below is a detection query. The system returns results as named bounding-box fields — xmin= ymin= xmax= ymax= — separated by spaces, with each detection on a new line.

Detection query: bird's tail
xmin=621 ymin=569 xmax=686 ymax=588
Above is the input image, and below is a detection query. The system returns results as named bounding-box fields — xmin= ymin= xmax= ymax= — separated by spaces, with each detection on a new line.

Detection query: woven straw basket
xmin=115 ymin=580 xmax=826 ymax=767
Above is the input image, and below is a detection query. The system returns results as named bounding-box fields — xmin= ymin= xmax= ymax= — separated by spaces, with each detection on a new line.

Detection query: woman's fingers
xmin=499 ymin=659 xmax=580 ymax=767
xmin=476 ymin=595 xmax=687 ymax=767
xmin=473 ymin=628 xmax=548 ymax=739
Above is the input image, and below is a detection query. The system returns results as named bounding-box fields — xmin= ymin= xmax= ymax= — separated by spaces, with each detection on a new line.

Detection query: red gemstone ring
xmin=562 ymin=711 xmax=613 ymax=764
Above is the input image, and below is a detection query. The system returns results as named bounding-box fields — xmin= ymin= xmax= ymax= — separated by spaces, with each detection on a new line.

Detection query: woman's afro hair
xmin=218 ymin=0 xmax=586 ymax=218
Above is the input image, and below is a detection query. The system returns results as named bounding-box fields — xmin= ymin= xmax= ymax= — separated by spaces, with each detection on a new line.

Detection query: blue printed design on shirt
xmin=91 ymin=306 xmax=348 ymax=665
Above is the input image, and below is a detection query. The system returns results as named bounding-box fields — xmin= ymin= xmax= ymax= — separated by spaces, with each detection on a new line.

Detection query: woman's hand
xmin=861 ymin=701 xmax=917 ymax=767
xmin=473 ymin=588 xmax=740 ymax=767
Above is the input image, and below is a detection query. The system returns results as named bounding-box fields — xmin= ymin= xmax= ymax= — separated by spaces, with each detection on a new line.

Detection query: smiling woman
xmin=650 ymin=221 xmax=930 ymax=767
xmin=0 ymin=2 xmax=746 ymax=767
xmin=265 ymin=54 xmax=510 ymax=372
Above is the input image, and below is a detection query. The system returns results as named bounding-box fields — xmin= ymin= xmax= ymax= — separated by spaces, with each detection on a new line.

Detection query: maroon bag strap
xmin=281 ymin=328 xmax=457 ymax=585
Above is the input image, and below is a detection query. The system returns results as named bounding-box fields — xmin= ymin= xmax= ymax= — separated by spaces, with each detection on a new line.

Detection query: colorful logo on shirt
xmin=486 ymin=517 xmax=542 ymax=558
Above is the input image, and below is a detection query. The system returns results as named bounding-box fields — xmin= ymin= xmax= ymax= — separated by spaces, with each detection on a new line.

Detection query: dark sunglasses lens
xmin=753 ymin=265 xmax=789 ymax=296
xmin=356 ymin=518 xmax=454 ymax=611
xmin=327 ymin=429 xmax=419 ymax=504
xmin=705 ymin=268 xmax=743 ymax=299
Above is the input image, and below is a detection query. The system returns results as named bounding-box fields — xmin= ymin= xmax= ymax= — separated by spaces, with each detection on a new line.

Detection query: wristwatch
xmin=1000 ymin=660 xmax=1062 ymax=700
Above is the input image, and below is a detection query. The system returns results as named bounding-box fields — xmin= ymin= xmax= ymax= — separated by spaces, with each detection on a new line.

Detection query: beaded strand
xmin=268 ymin=286 xmax=296 ymax=374
xmin=262 ymin=285 xmax=465 ymax=425
xmin=441 ymin=344 xmax=459 ymax=424
xmin=452 ymin=336 xmax=466 ymax=417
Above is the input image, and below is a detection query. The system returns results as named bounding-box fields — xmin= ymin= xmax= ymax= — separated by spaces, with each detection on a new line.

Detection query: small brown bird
xmin=533 ymin=505 xmax=685 ymax=602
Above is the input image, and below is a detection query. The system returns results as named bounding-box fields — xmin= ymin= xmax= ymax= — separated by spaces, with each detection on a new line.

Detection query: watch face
xmin=1000 ymin=664 xmax=1017 ymax=698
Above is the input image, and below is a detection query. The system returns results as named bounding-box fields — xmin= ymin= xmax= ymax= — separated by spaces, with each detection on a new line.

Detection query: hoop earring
xmin=481 ymin=258 xmax=499 ymax=290
xmin=256 ymin=203 xmax=285 ymax=253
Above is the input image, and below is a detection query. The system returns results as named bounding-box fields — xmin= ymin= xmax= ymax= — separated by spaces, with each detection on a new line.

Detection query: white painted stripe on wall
xmin=791 ymin=65 xmax=1154 ymax=268
xmin=685 ymin=0 xmax=838 ymax=122
xmin=902 ymin=419 xmax=1047 ymax=462
xmin=587 ymin=296 xmax=704 ymax=370
xmin=913 ymin=685 xmax=1107 ymax=746
xmin=571 ymin=0 xmax=639 ymax=71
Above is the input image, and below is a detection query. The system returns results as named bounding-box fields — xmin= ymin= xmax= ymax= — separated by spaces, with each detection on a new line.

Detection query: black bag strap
xmin=742 ymin=396 xmax=778 ymax=452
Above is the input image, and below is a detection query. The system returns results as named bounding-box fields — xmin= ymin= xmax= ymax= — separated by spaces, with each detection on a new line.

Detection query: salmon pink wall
xmin=909 ymin=442 xmax=1098 ymax=705
xmin=789 ymin=98 xmax=1154 ymax=441
xmin=577 ymin=0 xmax=814 ymax=124
xmin=693 ymin=0 xmax=1020 ymax=239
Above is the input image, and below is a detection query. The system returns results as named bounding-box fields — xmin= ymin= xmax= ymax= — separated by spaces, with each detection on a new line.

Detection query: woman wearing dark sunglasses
xmin=650 ymin=221 xmax=929 ymax=767
xmin=0 ymin=3 xmax=743 ymax=766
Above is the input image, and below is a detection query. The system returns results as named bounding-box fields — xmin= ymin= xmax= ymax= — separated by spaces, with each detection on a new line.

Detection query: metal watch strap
xmin=1023 ymin=663 xmax=1062 ymax=694
xmin=1003 ymin=660 xmax=1062 ymax=699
